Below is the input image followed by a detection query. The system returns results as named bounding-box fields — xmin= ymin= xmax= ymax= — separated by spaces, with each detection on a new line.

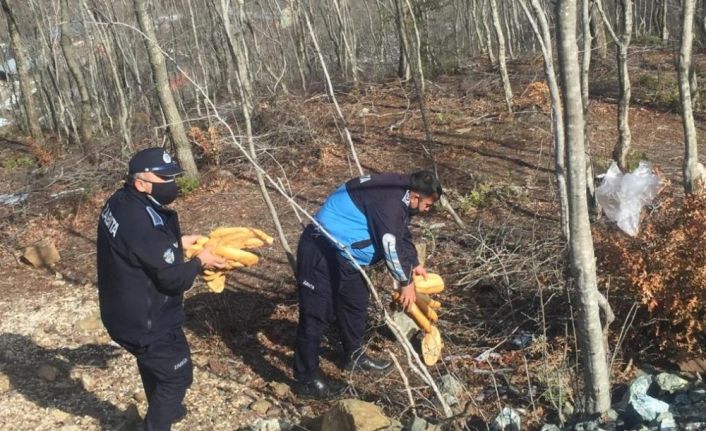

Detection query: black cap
xmin=128 ymin=147 xmax=183 ymax=177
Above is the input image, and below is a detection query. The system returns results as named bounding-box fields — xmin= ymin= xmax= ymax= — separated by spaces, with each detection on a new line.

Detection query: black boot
xmin=294 ymin=376 xmax=347 ymax=400
xmin=344 ymin=353 xmax=393 ymax=374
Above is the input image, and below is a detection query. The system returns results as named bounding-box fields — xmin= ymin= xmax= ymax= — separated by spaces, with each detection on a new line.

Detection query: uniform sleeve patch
xmin=145 ymin=206 xmax=164 ymax=227
xmin=163 ymin=248 xmax=175 ymax=264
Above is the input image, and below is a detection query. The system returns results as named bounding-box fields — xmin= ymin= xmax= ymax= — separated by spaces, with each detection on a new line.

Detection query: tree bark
xmin=482 ymin=0 xmax=496 ymax=64
xmin=393 ymin=0 xmax=411 ymax=80
xmin=61 ymin=0 xmax=97 ymax=163
xmin=613 ymin=0 xmax=633 ymax=171
xmin=590 ymin=1 xmax=608 ymax=60
xmin=680 ymin=0 xmax=705 ymax=192
xmin=661 ymin=0 xmax=670 ymax=41
xmin=133 ymin=0 xmax=198 ymax=178
xmin=519 ymin=0 xmax=570 ymax=240
xmin=1 ymin=0 xmax=44 ymax=143
xmin=583 ymin=0 xmax=598 ymax=210
xmin=489 ymin=0 xmax=513 ymax=113
xmin=556 ymin=0 xmax=612 ymax=414
xmin=302 ymin=6 xmax=364 ymax=175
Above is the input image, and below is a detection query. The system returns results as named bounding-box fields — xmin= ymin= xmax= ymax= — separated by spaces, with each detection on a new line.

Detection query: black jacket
xmin=314 ymin=173 xmax=419 ymax=283
xmin=96 ymin=185 xmax=200 ymax=352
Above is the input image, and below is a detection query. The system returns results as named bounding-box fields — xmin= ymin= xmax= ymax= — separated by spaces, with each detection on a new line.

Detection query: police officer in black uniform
xmin=97 ymin=148 xmax=225 ymax=431
xmin=293 ymin=171 xmax=442 ymax=399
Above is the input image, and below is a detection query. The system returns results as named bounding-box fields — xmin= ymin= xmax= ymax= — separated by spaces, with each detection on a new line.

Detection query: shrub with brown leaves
xmin=594 ymin=195 xmax=706 ymax=353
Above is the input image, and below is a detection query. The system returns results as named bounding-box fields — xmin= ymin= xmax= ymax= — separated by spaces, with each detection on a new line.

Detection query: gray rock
xmin=0 ymin=372 xmax=10 ymax=393
xmin=321 ymin=399 xmax=402 ymax=431
xmin=75 ymin=315 xmax=102 ymax=332
xmin=563 ymin=401 xmax=575 ymax=417
xmin=250 ymin=418 xmax=291 ymax=431
xmin=629 ymin=375 xmax=654 ymax=397
xmin=601 ymin=409 xmax=618 ymax=423
xmin=49 ymin=408 xmax=70 ymax=423
xmin=439 ymin=374 xmax=465 ymax=398
xmin=540 ymin=425 xmax=560 ymax=431
xmin=439 ymin=393 xmax=459 ymax=407
xmin=268 ymin=382 xmax=291 ymax=398
xmin=37 ymin=364 xmax=60 ymax=382
xmin=675 ymin=393 xmax=692 ymax=405
xmin=80 ymin=373 xmax=95 ymax=390
xmin=574 ymin=421 xmax=600 ymax=431
xmin=684 ymin=423 xmax=706 ymax=431
xmin=133 ymin=390 xmax=147 ymax=403
xmin=690 ymin=389 xmax=706 ymax=403
xmin=391 ymin=311 xmax=418 ymax=339
xmin=659 ymin=412 xmax=678 ymax=431
xmin=491 ymin=407 xmax=521 ymax=431
xmin=655 ymin=373 xmax=689 ymax=394
xmin=630 ymin=394 xmax=670 ymax=422
xmin=249 ymin=399 xmax=272 ymax=415
xmin=407 ymin=416 xmax=440 ymax=431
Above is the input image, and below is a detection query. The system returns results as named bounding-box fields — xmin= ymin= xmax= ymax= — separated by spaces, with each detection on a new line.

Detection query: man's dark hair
xmin=410 ymin=170 xmax=443 ymax=198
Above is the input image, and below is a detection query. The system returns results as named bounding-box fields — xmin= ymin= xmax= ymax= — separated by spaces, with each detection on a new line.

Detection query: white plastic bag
xmin=595 ymin=161 xmax=659 ymax=236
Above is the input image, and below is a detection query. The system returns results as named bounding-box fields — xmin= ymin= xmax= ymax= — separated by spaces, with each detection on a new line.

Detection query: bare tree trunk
xmin=613 ymin=0 xmax=633 ymax=171
xmin=302 ymin=6 xmax=364 ymax=175
xmin=402 ymin=0 xmax=426 ymax=94
xmin=219 ymin=0 xmax=296 ymax=271
xmin=85 ymin=3 xmax=133 ymax=154
xmin=661 ymin=0 xmax=670 ymax=41
xmin=470 ymin=0 xmax=487 ymax=55
xmin=583 ymin=0 xmax=598 ymax=209
xmin=393 ymin=0 xmax=411 ymax=80
xmin=332 ymin=0 xmax=359 ymax=84
xmin=680 ymin=0 xmax=705 ymax=192
xmin=590 ymin=1 xmax=608 ymax=60
xmin=1 ymin=0 xmax=43 ymax=143
xmin=556 ymin=0 xmax=611 ymax=414
xmin=489 ymin=0 xmax=513 ymax=112
xmin=596 ymin=0 xmax=633 ymax=171
xmin=133 ymin=0 xmax=198 ymax=178
xmin=61 ymin=0 xmax=97 ymax=163
xmin=400 ymin=0 xmax=466 ymax=229
xmin=519 ymin=0 xmax=570 ymax=240
xmin=482 ymin=0 xmax=497 ymax=64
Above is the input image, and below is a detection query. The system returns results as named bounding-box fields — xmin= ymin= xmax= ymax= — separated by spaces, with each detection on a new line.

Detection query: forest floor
xmin=0 ymin=49 xmax=701 ymax=430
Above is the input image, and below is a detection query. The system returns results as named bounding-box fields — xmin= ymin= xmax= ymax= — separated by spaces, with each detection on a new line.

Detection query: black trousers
xmin=293 ymin=225 xmax=370 ymax=382
xmin=134 ymin=328 xmax=193 ymax=431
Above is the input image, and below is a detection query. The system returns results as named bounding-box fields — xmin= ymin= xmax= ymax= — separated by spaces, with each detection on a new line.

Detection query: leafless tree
xmin=133 ymin=0 xmax=198 ymax=178
xmin=1 ymin=0 xmax=43 ymax=143
xmin=489 ymin=0 xmax=513 ymax=113
xmin=679 ymin=0 xmax=706 ymax=192
xmin=596 ymin=0 xmax=633 ymax=171
xmin=518 ymin=0 xmax=569 ymax=239
xmin=556 ymin=0 xmax=611 ymax=414
xmin=61 ymin=0 xmax=97 ymax=162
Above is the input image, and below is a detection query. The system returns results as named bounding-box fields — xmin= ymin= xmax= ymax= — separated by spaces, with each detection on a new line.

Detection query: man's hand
xmin=181 ymin=234 xmax=201 ymax=249
xmin=412 ymin=264 xmax=428 ymax=280
xmin=398 ymin=282 xmax=417 ymax=311
xmin=195 ymin=248 xmax=226 ymax=270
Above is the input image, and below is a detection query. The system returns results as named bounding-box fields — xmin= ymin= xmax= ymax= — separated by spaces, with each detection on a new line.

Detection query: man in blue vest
xmin=293 ymin=171 xmax=442 ymax=399
xmin=97 ymin=148 xmax=225 ymax=430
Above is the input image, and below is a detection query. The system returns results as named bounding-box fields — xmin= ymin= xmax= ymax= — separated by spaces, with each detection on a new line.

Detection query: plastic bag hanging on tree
xmin=596 ymin=161 xmax=660 ymax=236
